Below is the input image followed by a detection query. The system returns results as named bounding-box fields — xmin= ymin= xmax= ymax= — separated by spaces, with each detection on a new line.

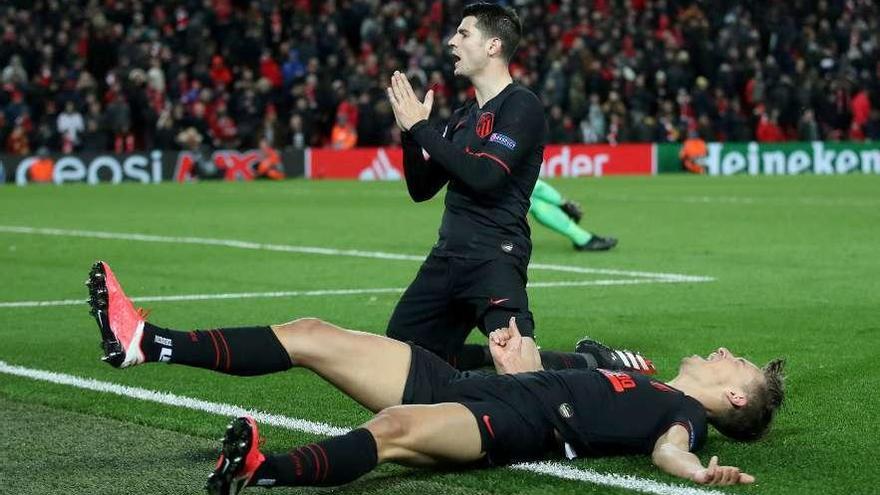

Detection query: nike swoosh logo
xmin=488 ymin=298 xmax=509 ymax=305
xmin=481 ymin=414 xmax=496 ymax=439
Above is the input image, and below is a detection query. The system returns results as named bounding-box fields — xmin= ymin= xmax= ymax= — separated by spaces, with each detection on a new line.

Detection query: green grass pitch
xmin=1 ymin=175 xmax=878 ymax=494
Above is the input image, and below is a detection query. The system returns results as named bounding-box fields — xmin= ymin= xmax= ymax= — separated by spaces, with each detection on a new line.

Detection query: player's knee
xmin=273 ymin=317 xmax=327 ymax=337
xmin=270 ymin=317 xmax=330 ymax=360
xmin=366 ymin=407 xmax=413 ymax=460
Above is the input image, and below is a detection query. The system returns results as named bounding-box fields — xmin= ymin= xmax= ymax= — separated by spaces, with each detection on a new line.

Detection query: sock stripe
xmin=560 ymin=354 xmax=572 ymax=369
xmin=215 ymin=330 xmax=232 ymax=371
xmin=305 ymin=444 xmax=322 ymax=482
xmin=205 ymin=331 xmax=221 ymax=370
xmin=288 ymin=450 xmax=303 ymax=477
xmin=315 ymin=444 xmax=330 ymax=482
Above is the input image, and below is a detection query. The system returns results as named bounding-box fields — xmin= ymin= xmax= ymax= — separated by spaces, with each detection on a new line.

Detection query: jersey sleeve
xmin=472 ymin=91 xmax=547 ymax=177
xmin=408 ymin=91 xmax=546 ymax=194
xmin=663 ymin=400 xmax=709 ymax=452
xmin=401 ymin=117 xmax=450 ymax=202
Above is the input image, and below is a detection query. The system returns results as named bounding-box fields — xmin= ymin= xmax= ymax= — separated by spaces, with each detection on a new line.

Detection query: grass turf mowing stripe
xmin=0 ymin=225 xmax=714 ymax=282
xmin=0 ymin=360 xmax=725 ymax=495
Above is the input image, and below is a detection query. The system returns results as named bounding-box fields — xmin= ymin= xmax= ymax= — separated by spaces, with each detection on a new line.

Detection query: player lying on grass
xmin=86 ymin=261 xmax=784 ymax=494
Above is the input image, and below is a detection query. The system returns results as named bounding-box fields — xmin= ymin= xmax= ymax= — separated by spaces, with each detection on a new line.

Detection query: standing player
xmin=530 ymin=179 xmax=618 ymax=251
xmin=86 ymin=261 xmax=784 ymax=494
xmin=385 ymin=3 xmax=546 ymax=368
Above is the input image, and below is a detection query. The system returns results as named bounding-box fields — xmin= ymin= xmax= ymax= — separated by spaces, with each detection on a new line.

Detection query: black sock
xmin=141 ymin=324 xmax=293 ymax=376
xmin=251 ymin=428 xmax=378 ymax=487
xmin=449 ymin=344 xmax=492 ymax=370
xmin=539 ymin=350 xmax=596 ymax=370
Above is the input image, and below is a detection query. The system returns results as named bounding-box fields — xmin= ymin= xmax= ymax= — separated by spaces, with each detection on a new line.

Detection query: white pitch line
xmin=0 ymin=360 xmax=723 ymax=495
xmin=0 ymin=277 xmax=706 ymax=310
xmin=512 ymin=462 xmax=725 ymax=495
xmin=0 ymin=225 xmax=714 ymax=282
xmin=0 ymin=287 xmax=407 ymax=309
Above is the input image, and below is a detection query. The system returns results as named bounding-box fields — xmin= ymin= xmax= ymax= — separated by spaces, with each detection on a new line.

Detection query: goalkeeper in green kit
xmin=529 ymin=179 xmax=618 ymax=251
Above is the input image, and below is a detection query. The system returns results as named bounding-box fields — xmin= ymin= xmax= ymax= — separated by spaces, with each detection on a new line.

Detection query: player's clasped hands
xmin=691 ymin=456 xmax=755 ymax=485
xmin=387 ymin=71 xmax=434 ymax=131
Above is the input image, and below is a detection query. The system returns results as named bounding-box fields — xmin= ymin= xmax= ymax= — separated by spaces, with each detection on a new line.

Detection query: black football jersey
xmin=403 ymin=83 xmax=547 ymax=264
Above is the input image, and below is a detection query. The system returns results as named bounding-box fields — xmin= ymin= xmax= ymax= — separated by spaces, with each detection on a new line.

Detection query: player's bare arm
xmin=651 ymin=425 xmax=755 ymax=485
xmin=489 ymin=317 xmax=543 ymax=374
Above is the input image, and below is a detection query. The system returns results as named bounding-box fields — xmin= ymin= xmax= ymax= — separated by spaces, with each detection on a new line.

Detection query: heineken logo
xmin=705 ymin=142 xmax=880 ymax=176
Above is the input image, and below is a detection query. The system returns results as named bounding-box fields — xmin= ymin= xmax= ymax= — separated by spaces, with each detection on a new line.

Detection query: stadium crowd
xmin=1 ymin=0 xmax=879 ymax=155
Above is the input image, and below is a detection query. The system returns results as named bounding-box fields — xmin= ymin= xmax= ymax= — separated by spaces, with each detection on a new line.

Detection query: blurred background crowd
xmin=1 ymin=0 xmax=879 ymax=156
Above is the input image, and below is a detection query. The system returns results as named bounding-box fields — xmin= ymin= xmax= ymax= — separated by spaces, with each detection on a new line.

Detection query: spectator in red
xmin=209 ymin=55 xmax=233 ymax=88
xmin=210 ymin=102 xmax=239 ymax=148
xmin=756 ymin=111 xmax=786 ymax=143
xmin=6 ymin=122 xmax=30 ymax=155
xmin=259 ymin=51 xmax=283 ymax=89
xmin=2 ymin=0 xmax=878 ymax=152
xmin=336 ymin=95 xmax=359 ymax=129
xmin=851 ymin=87 xmax=871 ymax=128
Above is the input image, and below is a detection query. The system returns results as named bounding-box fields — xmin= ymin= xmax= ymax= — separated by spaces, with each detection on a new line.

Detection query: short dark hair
xmin=710 ymin=358 xmax=786 ymax=441
xmin=462 ymin=2 xmax=522 ymax=62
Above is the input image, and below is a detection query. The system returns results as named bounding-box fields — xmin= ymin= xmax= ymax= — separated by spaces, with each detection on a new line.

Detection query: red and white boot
xmin=87 ymin=261 xmax=145 ymax=368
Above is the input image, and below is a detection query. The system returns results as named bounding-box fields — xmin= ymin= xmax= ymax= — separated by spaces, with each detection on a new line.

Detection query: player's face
xmin=680 ymin=347 xmax=764 ymax=389
xmin=448 ymin=16 xmax=491 ymax=77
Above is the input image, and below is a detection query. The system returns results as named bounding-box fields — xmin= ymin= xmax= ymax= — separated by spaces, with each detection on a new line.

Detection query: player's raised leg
xmin=88 ymin=261 xmax=416 ymax=411
xmin=207 ymin=404 xmax=483 ymax=493
xmin=88 ymin=260 xmax=293 ymax=375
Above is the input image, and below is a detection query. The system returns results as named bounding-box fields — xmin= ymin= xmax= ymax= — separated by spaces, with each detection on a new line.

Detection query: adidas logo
xmin=359 ymin=149 xmax=401 ymax=181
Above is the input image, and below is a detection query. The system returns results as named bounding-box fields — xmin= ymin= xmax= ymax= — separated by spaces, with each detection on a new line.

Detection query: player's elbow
xmin=407 ymin=188 xmax=435 ymax=202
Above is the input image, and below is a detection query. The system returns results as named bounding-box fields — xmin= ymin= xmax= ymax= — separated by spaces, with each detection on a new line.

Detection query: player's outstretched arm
xmin=489 ymin=317 xmax=543 ymax=374
xmin=651 ymin=426 xmax=755 ymax=485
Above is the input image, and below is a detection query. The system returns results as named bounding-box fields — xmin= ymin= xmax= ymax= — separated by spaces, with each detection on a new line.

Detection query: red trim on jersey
xmin=466 ymin=149 xmax=512 ymax=174
xmin=482 ymin=415 xmax=496 ymax=439
xmin=650 ymin=381 xmax=676 ymax=393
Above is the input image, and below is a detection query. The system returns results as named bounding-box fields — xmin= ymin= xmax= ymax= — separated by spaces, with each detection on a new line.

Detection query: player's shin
xmin=141 ymin=324 xmax=292 ymax=375
xmin=250 ymin=428 xmax=379 ymax=487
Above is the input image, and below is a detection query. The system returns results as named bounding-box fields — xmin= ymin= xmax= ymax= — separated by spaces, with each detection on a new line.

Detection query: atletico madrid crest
xmin=476 ymin=112 xmax=494 ymax=138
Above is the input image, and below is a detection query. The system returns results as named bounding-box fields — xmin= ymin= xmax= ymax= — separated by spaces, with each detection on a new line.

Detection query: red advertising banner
xmin=540 ymin=144 xmax=654 ymax=178
xmin=307 ymin=144 xmax=654 ymax=180
xmin=308 ymin=147 xmax=404 ymax=180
